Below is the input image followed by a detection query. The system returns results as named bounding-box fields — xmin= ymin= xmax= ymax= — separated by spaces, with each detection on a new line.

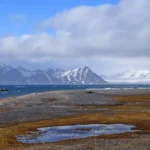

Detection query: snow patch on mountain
xmin=44 ymin=73 xmax=52 ymax=82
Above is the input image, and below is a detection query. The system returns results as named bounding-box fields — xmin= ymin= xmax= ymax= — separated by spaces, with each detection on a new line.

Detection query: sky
xmin=0 ymin=0 xmax=150 ymax=75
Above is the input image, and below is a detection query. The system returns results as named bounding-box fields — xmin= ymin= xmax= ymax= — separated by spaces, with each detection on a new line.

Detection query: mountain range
xmin=104 ymin=69 xmax=150 ymax=83
xmin=0 ymin=64 xmax=150 ymax=84
xmin=0 ymin=64 xmax=106 ymax=85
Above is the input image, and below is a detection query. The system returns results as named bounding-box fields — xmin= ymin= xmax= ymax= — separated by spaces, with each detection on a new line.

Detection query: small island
xmin=0 ymin=89 xmax=8 ymax=92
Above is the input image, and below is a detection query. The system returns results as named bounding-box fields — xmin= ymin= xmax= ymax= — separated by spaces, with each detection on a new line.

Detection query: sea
xmin=0 ymin=84 xmax=150 ymax=98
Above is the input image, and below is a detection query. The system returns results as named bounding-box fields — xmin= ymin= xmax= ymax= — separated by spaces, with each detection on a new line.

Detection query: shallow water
xmin=17 ymin=124 xmax=137 ymax=143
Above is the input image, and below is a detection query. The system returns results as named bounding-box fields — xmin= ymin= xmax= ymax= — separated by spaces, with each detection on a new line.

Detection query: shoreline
xmin=1 ymin=87 xmax=150 ymax=99
xmin=1 ymin=84 xmax=150 ymax=99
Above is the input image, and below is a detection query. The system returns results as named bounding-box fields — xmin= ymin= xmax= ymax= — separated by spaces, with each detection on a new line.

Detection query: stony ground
xmin=0 ymin=90 xmax=119 ymax=125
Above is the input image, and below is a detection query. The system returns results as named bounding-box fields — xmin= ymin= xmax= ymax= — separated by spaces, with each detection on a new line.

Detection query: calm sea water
xmin=0 ymin=84 xmax=150 ymax=98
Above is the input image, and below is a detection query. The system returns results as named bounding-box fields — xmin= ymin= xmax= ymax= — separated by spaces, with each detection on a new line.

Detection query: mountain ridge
xmin=0 ymin=64 xmax=106 ymax=85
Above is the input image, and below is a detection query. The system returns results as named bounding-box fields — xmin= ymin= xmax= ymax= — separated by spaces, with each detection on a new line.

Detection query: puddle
xmin=17 ymin=124 xmax=137 ymax=143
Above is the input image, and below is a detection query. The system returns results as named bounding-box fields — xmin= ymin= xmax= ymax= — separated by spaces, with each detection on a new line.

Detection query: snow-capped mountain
xmin=0 ymin=65 xmax=106 ymax=84
xmin=104 ymin=69 xmax=150 ymax=83
xmin=61 ymin=66 xmax=106 ymax=84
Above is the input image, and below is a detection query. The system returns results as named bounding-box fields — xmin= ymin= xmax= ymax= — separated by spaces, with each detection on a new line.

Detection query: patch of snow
xmin=44 ymin=73 xmax=52 ymax=82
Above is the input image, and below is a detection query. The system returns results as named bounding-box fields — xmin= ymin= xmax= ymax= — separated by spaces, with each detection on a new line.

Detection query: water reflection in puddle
xmin=17 ymin=124 xmax=137 ymax=143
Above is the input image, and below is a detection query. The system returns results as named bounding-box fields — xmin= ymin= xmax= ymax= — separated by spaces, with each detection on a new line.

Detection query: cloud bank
xmin=0 ymin=0 xmax=150 ymax=71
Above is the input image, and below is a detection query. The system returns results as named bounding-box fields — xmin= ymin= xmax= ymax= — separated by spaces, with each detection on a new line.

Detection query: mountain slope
xmin=0 ymin=65 xmax=106 ymax=84
xmin=0 ymin=65 xmax=25 ymax=84
xmin=104 ymin=69 xmax=150 ymax=83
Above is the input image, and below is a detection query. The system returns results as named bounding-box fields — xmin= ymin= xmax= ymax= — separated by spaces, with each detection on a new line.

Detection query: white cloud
xmin=0 ymin=0 xmax=150 ymax=72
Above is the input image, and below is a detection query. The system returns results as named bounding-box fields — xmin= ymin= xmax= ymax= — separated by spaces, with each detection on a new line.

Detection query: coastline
xmin=0 ymin=89 xmax=150 ymax=149
xmin=1 ymin=84 xmax=150 ymax=99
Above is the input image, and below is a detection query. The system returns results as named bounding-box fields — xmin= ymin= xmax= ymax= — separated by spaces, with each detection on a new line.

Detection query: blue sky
xmin=0 ymin=0 xmax=119 ymax=36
